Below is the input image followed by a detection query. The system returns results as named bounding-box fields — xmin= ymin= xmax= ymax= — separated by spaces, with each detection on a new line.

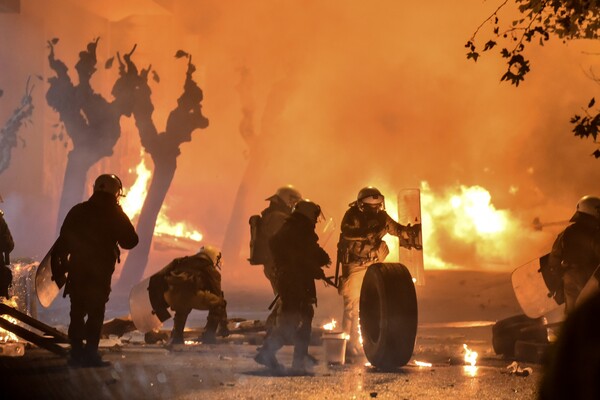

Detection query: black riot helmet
xmin=93 ymin=174 xmax=123 ymax=198
xmin=355 ymin=186 xmax=385 ymax=213
xmin=292 ymin=199 xmax=323 ymax=224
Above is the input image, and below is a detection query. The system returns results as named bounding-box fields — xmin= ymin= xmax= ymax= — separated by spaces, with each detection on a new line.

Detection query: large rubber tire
xmin=492 ymin=314 xmax=547 ymax=357
xmin=359 ymin=262 xmax=418 ymax=370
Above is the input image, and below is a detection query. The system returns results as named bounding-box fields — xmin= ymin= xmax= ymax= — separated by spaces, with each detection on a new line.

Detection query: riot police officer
xmin=338 ymin=186 xmax=420 ymax=358
xmin=254 ymin=200 xmax=331 ymax=375
xmin=53 ymin=174 xmax=138 ymax=367
xmin=547 ymin=195 xmax=600 ymax=314
xmin=151 ymin=245 xmax=229 ymax=345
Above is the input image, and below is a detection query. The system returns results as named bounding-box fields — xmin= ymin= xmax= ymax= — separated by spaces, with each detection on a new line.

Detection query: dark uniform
xmin=539 ymin=290 xmax=600 ymax=400
xmin=258 ymin=201 xmax=292 ymax=292
xmin=338 ymin=187 xmax=418 ymax=356
xmin=53 ymin=189 xmax=138 ymax=366
xmin=255 ymin=200 xmax=330 ymax=374
xmin=150 ymin=248 xmax=228 ymax=345
xmin=547 ymin=211 xmax=600 ymax=314
xmin=0 ymin=211 xmax=14 ymax=298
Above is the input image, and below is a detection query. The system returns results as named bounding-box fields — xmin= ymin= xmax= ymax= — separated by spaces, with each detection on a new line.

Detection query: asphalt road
xmin=0 ymin=327 xmax=541 ymax=400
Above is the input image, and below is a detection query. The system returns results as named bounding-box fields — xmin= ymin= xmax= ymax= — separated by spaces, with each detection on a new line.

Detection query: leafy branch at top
xmin=468 ymin=1 xmax=600 ymax=157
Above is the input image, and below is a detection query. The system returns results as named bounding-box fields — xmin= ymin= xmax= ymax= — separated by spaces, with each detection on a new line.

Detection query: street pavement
xmin=0 ymin=324 xmax=542 ymax=400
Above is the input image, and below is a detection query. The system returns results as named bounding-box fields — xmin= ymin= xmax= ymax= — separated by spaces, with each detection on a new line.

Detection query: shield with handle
xmin=35 ymin=241 xmax=63 ymax=308
xmin=397 ymin=188 xmax=424 ymax=285
xmin=511 ymin=254 xmax=563 ymax=318
xmin=129 ymin=275 xmax=171 ymax=333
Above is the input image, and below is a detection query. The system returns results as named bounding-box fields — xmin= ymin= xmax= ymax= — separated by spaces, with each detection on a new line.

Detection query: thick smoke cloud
xmin=1 ymin=0 xmax=600 ymax=295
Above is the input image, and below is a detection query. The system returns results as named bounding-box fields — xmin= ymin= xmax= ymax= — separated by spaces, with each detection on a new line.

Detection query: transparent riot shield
xmin=511 ymin=254 xmax=562 ymax=318
xmin=317 ymin=211 xmax=336 ymax=247
xmin=129 ymin=276 xmax=170 ymax=333
xmin=35 ymin=244 xmax=61 ymax=308
xmin=397 ymin=188 xmax=424 ymax=285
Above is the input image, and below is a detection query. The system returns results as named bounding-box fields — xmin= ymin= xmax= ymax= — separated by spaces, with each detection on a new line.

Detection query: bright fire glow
xmin=0 ymin=298 xmax=20 ymax=343
xmin=322 ymin=319 xmax=337 ymax=331
xmin=463 ymin=344 xmax=478 ymax=377
xmin=369 ymin=180 xmax=523 ymax=271
xmin=420 ymin=181 xmax=523 ymax=270
xmin=358 ymin=317 xmax=363 ymax=346
xmin=463 ymin=343 xmax=478 ymax=366
xmin=414 ymin=360 xmax=433 ymax=367
xmin=122 ymin=155 xmax=203 ymax=244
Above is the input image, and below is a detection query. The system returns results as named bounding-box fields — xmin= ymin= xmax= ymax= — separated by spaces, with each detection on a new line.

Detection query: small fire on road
xmin=463 ymin=343 xmax=478 ymax=376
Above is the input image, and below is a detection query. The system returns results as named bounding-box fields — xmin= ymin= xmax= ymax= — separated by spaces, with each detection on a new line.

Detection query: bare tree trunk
xmin=114 ymin=155 xmax=176 ymax=293
xmin=56 ymin=148 xmax=100 ymax=226
xmin=113 ymin=53 xmax=208 ymax=294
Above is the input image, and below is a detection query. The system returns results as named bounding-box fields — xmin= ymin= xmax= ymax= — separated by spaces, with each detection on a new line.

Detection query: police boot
xmin=201 ymin=318 xmax=219 ymax=344
xmin=68 ymin=342 xmax=84 ymax=367
xmin=254 ymin=348 xmax=284 ymax=374
xmin=168 ymin=311 xmax=187 ymax=345
xmin=82 ymin=346 xmax=110 ymax=368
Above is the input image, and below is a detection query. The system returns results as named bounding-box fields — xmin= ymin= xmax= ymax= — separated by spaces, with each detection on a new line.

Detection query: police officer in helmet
xmin=254 ymin=199 xmax=331 ymax=374
xmin=338 ymin=186 xmax=420 ymax=359
xmin=53 ymin=174 xmax=138 ymax=367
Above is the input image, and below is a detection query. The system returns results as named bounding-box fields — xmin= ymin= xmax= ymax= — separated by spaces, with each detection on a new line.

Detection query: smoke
xmin=1 ymin=0 xmax=600 ymax=294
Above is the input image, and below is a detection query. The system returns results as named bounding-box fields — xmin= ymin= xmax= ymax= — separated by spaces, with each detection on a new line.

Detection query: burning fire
xmin=463 ymin=343 xmax=478 ymax=376
xmin=463 ymin=343 xmax=478 ymax=366
xmin=374 ymin=180 xmax=522 ymax=270
xmin=414 ymin=360 xmax=433 ymax=367
xmin=420 ymin=181 xmax=523 ymax=270
xmin=121 ymin=155 xmax=203 ymax=246
xmin=0 ymin=298 xmax=20 ymax=343
xmin=322 ymin=319 xmax=337 ymax=331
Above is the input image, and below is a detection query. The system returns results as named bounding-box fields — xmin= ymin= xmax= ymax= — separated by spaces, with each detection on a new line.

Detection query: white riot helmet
xmin=199 ymin=244 xmax=222 ymax=269
xmin=355 ymin=186 xmax=385 ymax=213
xmin=292 ymin=199 xmax=322 ymax=224
xmin=571 ymin=195 xmax=600 ymax=222
xmin=266 ymin=185 xmax=302 ymax=211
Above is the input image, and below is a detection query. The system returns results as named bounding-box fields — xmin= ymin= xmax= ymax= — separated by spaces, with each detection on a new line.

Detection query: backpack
xmin=248 ymin=214 xmax=267 ymax=265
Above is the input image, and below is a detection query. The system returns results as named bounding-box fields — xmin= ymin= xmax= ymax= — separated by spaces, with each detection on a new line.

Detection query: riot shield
xmin=129 ymin=276 xmax=170 ymax=333
xmin=317 ymin=212 xmax=336 ymax=247
xmin=35 ymin=243 xmax=62 ymax=308
xmin=511 ymin=254 xmax=562 ymax=318
xmin=397 ymin=189 xmax=424 ymax=285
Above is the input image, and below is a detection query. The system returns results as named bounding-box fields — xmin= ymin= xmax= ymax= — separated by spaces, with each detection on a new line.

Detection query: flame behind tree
xmin=114 ymin=50 xmax=209 ymax=294
xmin=0 ymin=78 xmax=35 ymax=175
xmin=46 ymin=38 xmax=139 ymax=231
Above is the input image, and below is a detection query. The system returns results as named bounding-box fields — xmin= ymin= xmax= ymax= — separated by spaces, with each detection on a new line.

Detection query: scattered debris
xmin=101 ymin=317 xmax=136 ymax=337
xmin=506 ymin=361 xmax=533 ymax=377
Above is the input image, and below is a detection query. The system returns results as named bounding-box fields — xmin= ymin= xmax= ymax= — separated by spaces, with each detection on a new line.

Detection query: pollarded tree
xmin=467 ymin=1 xmax=600 ymax=155
xmin=46 ymin=38 xmax=139 ymax=229
xmin=113 ymin=50 xmax=209 ymax=294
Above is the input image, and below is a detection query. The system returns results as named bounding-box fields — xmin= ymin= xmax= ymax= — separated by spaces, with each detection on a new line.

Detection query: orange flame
xmin=122 ymin=155 xmax=203 ymax=245
xmin=414 ymin=360 xmax=433 ymax=367
xmin=322 ymin=319 xmax=337 ymax=331
xmin=463 ymin=343 xmax=478 ymax=376
xmin=463 ymin=343 xmax=478 ymax=366
xmin=420 ymin=181 xmax=521 ymax=270
xmin=369 ymin=180 xmax=520 ymax=270
xmin=0 ymin=298 xmax=20 ymax=343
